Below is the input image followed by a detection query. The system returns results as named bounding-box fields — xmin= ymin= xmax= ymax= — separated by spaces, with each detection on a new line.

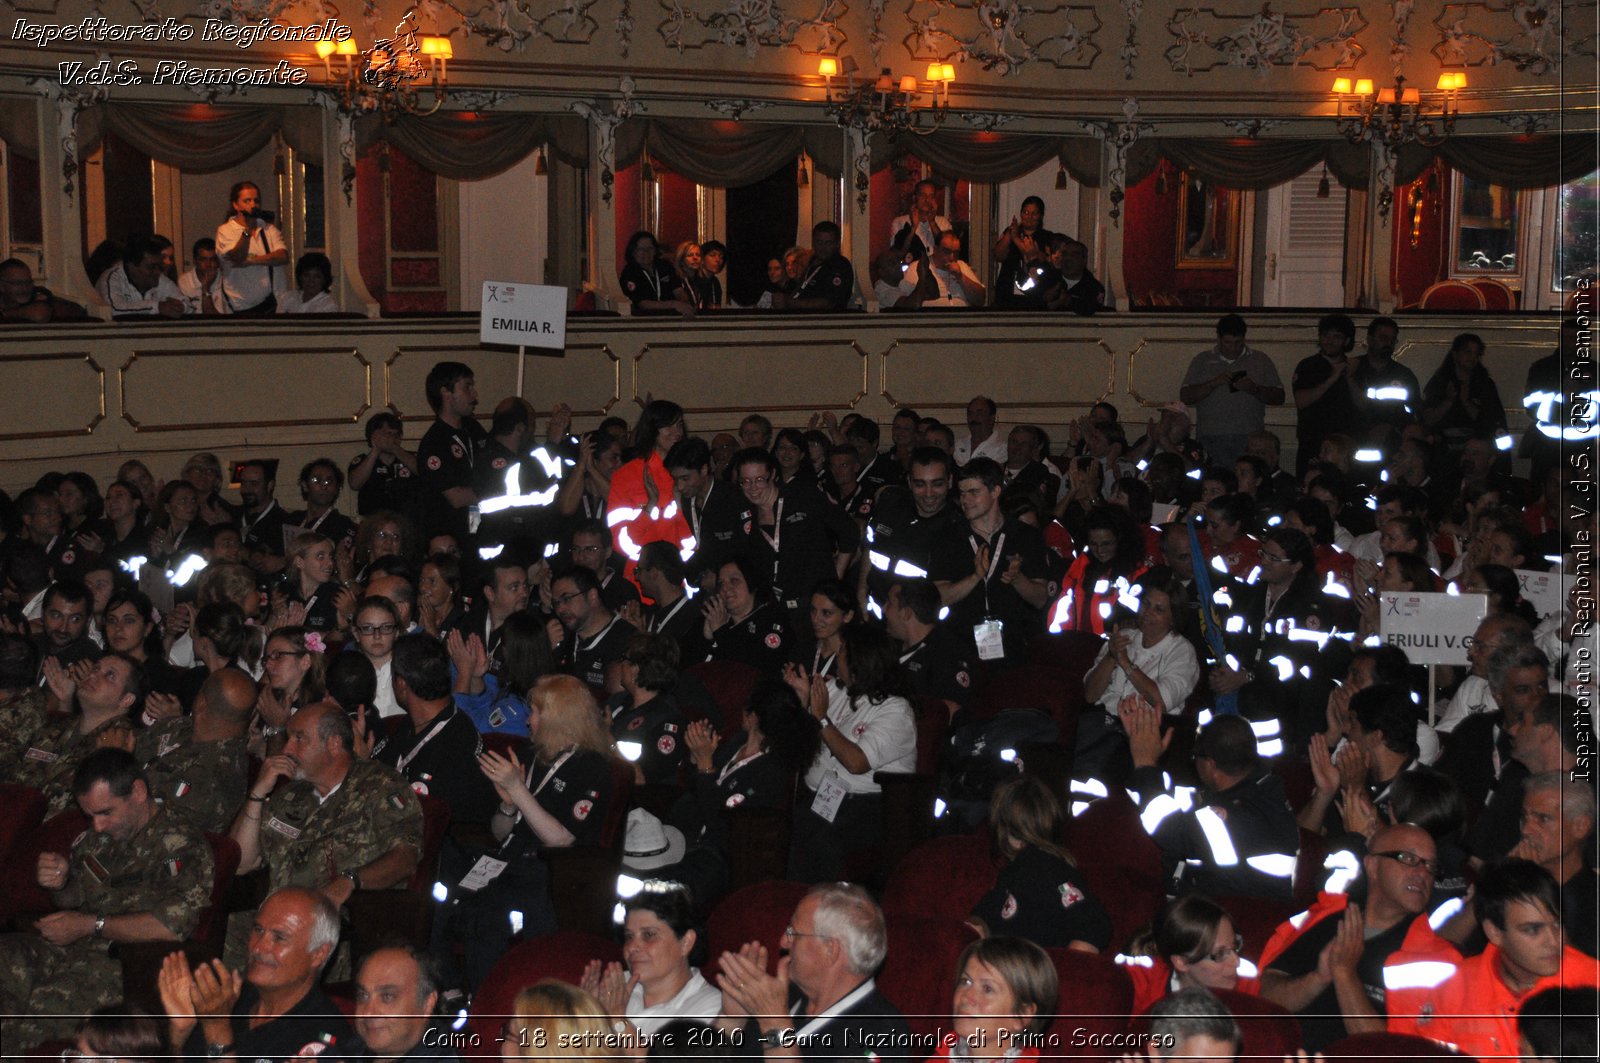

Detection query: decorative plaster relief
xmin=1121 ymin=0 xmax=1142 ymax=79
xmin=1080 ymin=97 xmax=1149 ymax=227
xmin=656 ymin=0 xmax=848 ymax=59
xmin=1388 ymin=0 xmax=1412 ymax=77
xmin=1164 ymin=5 xmax=1367 ymax=76
xmin=704 ymin=97 xmax=773 ymax=117
xmin=901 ymin=0 xmax=1102 ymax=75
xmin=570 ymin=75 xmax=641 ymax=205
xmin=1432 ymin=1 xmax=1594 ymax=74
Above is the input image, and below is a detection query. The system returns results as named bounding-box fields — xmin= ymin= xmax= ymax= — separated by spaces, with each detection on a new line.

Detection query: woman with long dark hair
xmin=620 ymin=230 xmax=695 ymax=317
xmin=606 ymin=399 xmax=693 ymax=590
xmin=1421 ymin=332 xmax=1507 ymax=454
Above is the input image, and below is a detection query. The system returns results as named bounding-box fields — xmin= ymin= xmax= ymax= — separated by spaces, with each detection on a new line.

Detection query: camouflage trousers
xmin=0 ymin=932 xmax=122 ymax=1047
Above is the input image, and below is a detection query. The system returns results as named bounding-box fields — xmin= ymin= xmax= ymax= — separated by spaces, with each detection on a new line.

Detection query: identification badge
xmin=265 ymin=816 xmax=302 ymax=840
xmin=811 ymin=773 xmax=848 ymax=824
xmin=458 ymin=855 xmax=509 ymax=892
xmin=973 ymin=619 xmax=1006 ymax=661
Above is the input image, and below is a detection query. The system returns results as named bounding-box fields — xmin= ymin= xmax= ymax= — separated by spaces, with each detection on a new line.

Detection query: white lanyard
xmin=650 ymin=595 xmax=691 ymax=633
xmin=970 ymin=531 xmax=1007 ymax=583
xmin=451 ymin=431 xmax=476 ymax=467
xmin=813 ymin=646 xmax=837 ymax=676
xmin=898 ymin=640 xmax=927 ymax=666
xmin=578 ymin=613 xmax=622 ymax=653
xmin=305 ymin=509 xmax=331 ymax=533
xmin=395 ymin=707 xmax=455 ymax=773
xmin=507 ymin=747 xmax=576 ymax=833
xmin=800 ymin=262 xmax=824 ymax=290
xmin=240 ymin=499 xmax=277 ymax=539
xmin=759 ymin=499 xmax=785 ymax=554
xmin=716 ymin=748 xmax=765 ymax=787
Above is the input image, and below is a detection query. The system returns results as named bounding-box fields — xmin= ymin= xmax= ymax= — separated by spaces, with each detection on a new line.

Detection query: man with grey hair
xmin=1435 ymin=615 xmax=1537 ymax=735
xmin=161 ymin=886 xmax=354 ymax=1059
xmin=713 ymin=883 xmax=908 ymax=1059
xmin=1513 ymin=769 xmax=1598 ymax=958
xmin=1147 ymin=987 xmax=1241 ymax=1061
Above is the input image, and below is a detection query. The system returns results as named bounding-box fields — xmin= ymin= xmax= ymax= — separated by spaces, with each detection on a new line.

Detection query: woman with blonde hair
xmin=503 ymin=980 xmax=620 ymax=1061
xmin=454 ymin=676 xmax=621 ymax=989
xmin=163 ymin=561 xmax=263 ymax=670
xmin=969 ymin=773 xmax=1113 ymax=952
xmin=282 ymin=530 xmax=346 ymax=632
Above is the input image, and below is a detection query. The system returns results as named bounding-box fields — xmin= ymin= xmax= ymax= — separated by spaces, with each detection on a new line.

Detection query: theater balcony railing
xmin=0 ymin=308 xmax=1563 ymax=492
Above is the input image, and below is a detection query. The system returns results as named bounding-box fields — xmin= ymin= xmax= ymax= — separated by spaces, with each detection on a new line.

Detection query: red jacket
xmin=1117 ymin=953 xmax=1261 ymax=1015
xmin=1257 ymin=892 xmax=1460 ymax=1023
xmin=606 ymin=453 xmax=693 ymax=586
xmin=1388 ymin=942 xmax=1600 ymax=1059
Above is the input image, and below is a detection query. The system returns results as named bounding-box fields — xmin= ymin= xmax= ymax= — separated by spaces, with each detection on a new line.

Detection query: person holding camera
xmin=215 ymin=180 xmax=287 ymax=316
xmin=1179 ymin=313 xmax=1285 ymax=467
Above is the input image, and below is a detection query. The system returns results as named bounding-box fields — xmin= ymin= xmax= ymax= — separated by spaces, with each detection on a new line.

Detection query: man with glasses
xmin=549 ymin=567 xmax=636 ymax=691
xmin=228 ymin=701 xmax=422 ymax=961
xmin=374 ymin=633 xmax=497 ymax=830
xmin=291 ymin=458 xmax=356 ymax=551
xmin=1258 ymin=823 xmax=1460 ymax=1052
xmin=714 ymin=882 xmax=908 ymax=1058
xmin=569 ymin=519 xmax=640 ymax=613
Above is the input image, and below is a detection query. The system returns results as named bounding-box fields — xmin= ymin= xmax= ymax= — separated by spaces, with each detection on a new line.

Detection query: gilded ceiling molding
xmin=1079 ymin=97 xmax=1149 ymax=228
xmin=1388 ymin=0 xmax=1413 ymax=78
xmin=704 ymin=97 xmax=772 ymax=118
xmin=1121 ymin=0 xmax=1141 ymax=79
xmin=958 ymin=110 xmax=1018 ymax=130
xmin=616 ymin=0 xmax=633 ymax=54
xmin=569 ymin=75 xmax=640 ymax=205
xmin=656 ymin=0 xmax=848 ymax=58
xmin=1432 ymin=0 xmax=1594 ymax=74
xmin=1164 ymin=4 xmax=1367 ymax=77
xmin=900 ymin=0 xmax=1102 ymax=75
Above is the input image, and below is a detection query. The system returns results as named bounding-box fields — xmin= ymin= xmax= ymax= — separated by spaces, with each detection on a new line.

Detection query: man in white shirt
xmin=954 ymin=395 xmax=1008 ymax=464
xmin=176 ymin=237 xmax=228 ymax=315
xmin=96 ymin=235 xmax=186 ymax=317
xmin=886 ymin=179 xmax=952 ymax=258
xmin=893 ymin=231 xmax=986 ymax=308
xmin=216 ymin=180 xmax=287 ymax=315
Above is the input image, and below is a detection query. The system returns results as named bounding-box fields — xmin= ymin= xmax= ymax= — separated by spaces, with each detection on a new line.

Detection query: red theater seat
xmin=1321 ymin=1032 xmax=1462 ymax=1059
xmin=701 ymin=879 xmax=810 ymax=985
xmin=881 ymin=833 xmax=998 ymax=924
xmin=879 ymin=917 xmax=979 ymax=1041
xmin=1044 ymin=948 xmax=1135 ymax=1056
xmin=468 ymin=931 xmax=621 ymax=1058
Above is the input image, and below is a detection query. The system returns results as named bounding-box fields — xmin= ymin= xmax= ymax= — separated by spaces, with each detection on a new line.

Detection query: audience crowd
xmin=0 ymin=305 xmax=1594 ymax=1061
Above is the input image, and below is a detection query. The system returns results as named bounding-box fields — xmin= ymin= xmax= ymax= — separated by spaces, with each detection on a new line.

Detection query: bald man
xmin=1260 ymin=824 xmax=1462 ymax=1051
xmin=134 ymin=666 xmax=254 ymax=833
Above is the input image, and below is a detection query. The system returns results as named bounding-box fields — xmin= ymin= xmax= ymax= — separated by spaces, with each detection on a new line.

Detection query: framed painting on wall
xmin=1176 ymin=171 xmax=1241 ymax=270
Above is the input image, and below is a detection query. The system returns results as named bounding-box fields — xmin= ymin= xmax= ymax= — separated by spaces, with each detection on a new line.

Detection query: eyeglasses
xmin=738 ymin=477 xmax=772 ymax=488
xmin=1202 ymin=933 xmax=1245 ymax=964
xmin=1259 ymin=551 xmax=1290 ymax=564
xmin=307 ymin=476 xmax=337 ymax=486
xmin=374 ymin=530 xmax=402 ymax=542
xmin=263 ymin=650 xmax=308 ymax=664
xmin=570 ymin=544 xmax=603 ymax=555
xmin=1372 ymin=850 xmax=1441 ymax=876
xmin=552 ymin=591 xmax=584 ymax=607
xmin=783 ymin=925 xmax=832 ymax=943
xmin=355 ymin=623 xmax=398 ymax=637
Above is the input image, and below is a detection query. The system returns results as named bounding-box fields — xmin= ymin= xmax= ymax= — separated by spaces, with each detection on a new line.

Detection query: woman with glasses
xmin=351 ymin=595 xmax=403 ymax=718
xmin=609 ymin=631 xmax=688 ymax=786
xmin=254 ymin=626 xmax=328 ymax=749
xmin=971 ymin=774 xmax=1112 ymax=952
xmin=462 ymin=675 xmax=621 ymax=989
xmin=350 ymin=510 xmax=416 ymax=582
xmin=580 ymin=884 xmax=721 ymax=1038
xmin=1122 ymin=895 xmax=1258 ymax=1014
xmin=620 ymin=230 xmax=695 ymax=318
xmin=931 ymin=937 xmax=1058 ymax=1063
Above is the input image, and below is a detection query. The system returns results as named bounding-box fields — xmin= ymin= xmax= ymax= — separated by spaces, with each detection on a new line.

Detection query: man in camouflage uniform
xmin=228 ymin=700 xmax=422 ymax=963
xmin=0 ymin=633 xmax=47 ymax=764
xmin=4 ymin=652 xmax=144 ymax=813
xmin=132 ymin=667 xmax=254 ymax=833
xmin=0 ymin=748 xmax=213 ymax=1045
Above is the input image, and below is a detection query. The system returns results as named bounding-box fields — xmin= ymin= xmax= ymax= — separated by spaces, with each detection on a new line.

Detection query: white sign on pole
xmin=1515 ymin=568 xmax=1567 ymax=620
xmin=1379 ymin=591 xmax=1489 ymax=666
xmin=479 ymin=281 xmax=567 ymax=350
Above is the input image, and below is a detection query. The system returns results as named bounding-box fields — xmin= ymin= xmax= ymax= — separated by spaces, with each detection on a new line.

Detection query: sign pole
xmin=516 ymin=345 xmax=526 ymax=398
xmin=1427 ymin=665 xmax=1436 ymax=727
